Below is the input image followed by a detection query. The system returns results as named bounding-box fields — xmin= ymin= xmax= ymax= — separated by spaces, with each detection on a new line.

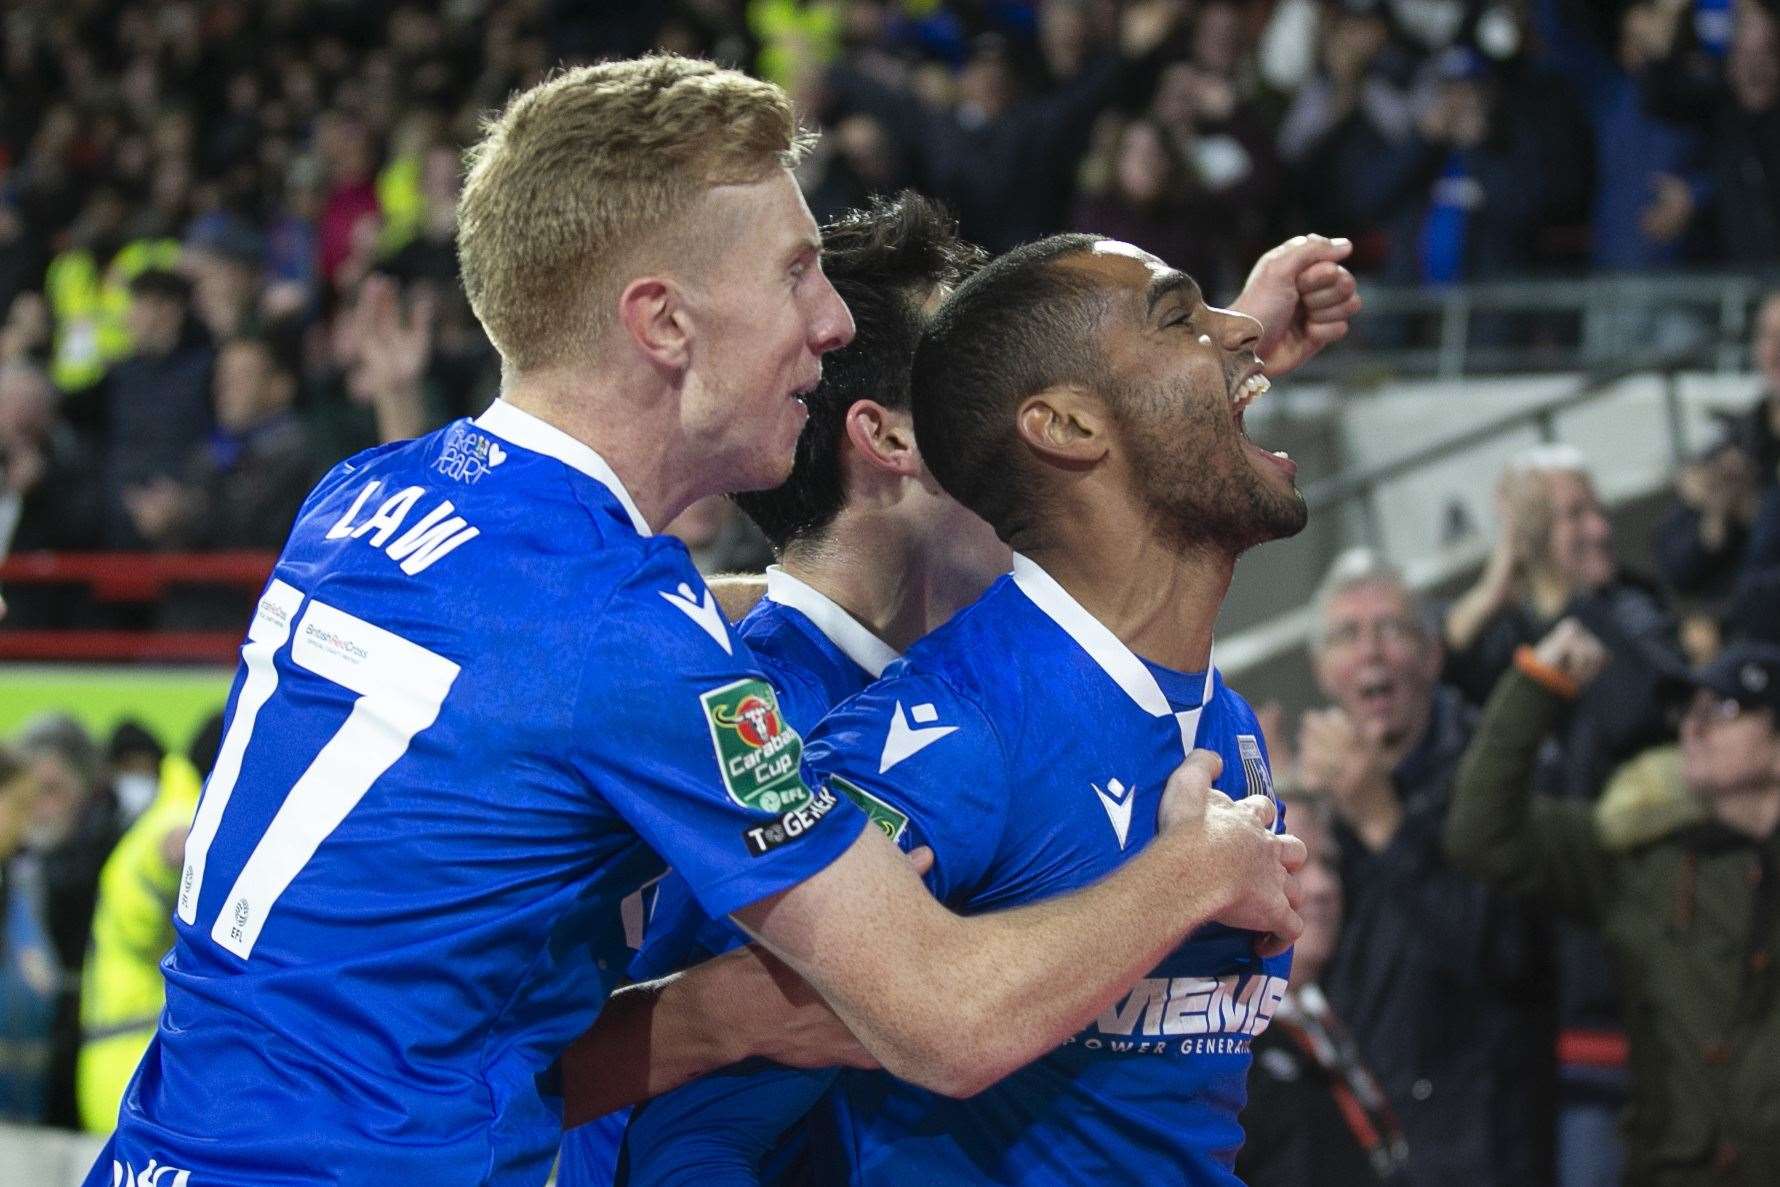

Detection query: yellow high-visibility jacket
xmin=45 ymin=238 xmax=180 ymax=392
xmin=77 ymin=753 xmax=200 ymax=1132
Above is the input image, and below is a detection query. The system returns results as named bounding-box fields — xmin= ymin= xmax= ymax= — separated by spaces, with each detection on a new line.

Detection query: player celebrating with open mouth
xmin=573 ymin=197 xmax=1357 ymax=1185
xmin=780 ymin=233 xmax=1317 ymax=1184
xmin=87 ymin=57 xmax=1305 ymax=1187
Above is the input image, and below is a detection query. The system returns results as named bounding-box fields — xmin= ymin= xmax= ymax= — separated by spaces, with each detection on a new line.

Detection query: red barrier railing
xmin=0 ymin=551 xmax=275 ymax=663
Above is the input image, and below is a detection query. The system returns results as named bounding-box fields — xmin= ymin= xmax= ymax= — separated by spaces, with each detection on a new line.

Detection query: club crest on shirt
xmin=700 ymin=678 xmax=807 ymax=812
xmin=1236 ymin=734 xmax=1274 ymax=801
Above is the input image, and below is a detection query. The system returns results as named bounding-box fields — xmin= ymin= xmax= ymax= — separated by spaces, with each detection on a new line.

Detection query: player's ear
xmin=1016 ymin=385 xmax=1109 ymax=468
xmin=843 ymin=400 xmax=920 ymax=477
xmin=616 ymin=275 xmax=692 ymax=371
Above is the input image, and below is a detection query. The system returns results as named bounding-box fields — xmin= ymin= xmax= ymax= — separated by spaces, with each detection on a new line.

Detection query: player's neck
xmin=1019 ymin=524 xmax=1233 ymax=675
xmin=498 ymin=372 xmax=710 ymax=532
xmin=781 ymin=509 xmax=942 ymax=654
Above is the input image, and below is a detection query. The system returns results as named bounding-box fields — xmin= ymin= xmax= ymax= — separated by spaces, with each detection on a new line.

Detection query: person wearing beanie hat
xmin=1447 ymin=624 xmax=1780 ymax=1186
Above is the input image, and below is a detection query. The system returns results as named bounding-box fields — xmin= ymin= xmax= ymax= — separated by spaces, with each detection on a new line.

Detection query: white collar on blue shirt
xmin=1009 ymin=552 xmax=1214 ymax=756
xmin=473 ymin=399 xmax=653 ymax=537
xmin=764 ymin=565 xmax=900 ymax=678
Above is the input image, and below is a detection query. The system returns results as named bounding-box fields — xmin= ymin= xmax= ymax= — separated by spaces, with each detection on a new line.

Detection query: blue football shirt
xmin=624 ymin=566 xmax=900 ymax=984
xmin=572 ymin=567 xmax=898 ymax=1187
xmin=90 ymin=401 xmax=866 ymax=1187
xmin=801 ymin=554 xmax=1291 ymax=1186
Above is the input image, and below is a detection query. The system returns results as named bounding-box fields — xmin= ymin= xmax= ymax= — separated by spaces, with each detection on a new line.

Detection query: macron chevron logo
xmin=1092 ymin=778 xmax=1135 ymax=849
xmin=661 ymin=582 xmax=731 ymax=655
xmin=879 ymin=701 xmax=957 ymax=773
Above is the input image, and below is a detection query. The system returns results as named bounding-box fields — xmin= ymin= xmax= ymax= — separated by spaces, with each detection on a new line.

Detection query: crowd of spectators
xmin=6 ymin=0 xmax=1780 ymax=615
xmin=6 ymin=2 xmax=1780 ymax=1185
xmin=1232 ymin=391 xmax=1780 ymax=1186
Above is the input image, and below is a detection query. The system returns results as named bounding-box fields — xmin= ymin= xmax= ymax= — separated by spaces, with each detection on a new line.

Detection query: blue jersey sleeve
xmin=626 ymin=874 xmax=748 ymax=981
xmin=804 ymin=673 xmax=1010 ymax=904
xmin=614 ymin=1061 xmax=837 ymax=1187
xmin=625 ymin=614 xmax=853 ymax=983
xmin=570 ymin=547 xmax=867 ymax=921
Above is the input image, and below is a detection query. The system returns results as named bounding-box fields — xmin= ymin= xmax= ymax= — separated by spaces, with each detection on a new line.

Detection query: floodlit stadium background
xmin=6 ymin=0 xmax=1780 ymax=1183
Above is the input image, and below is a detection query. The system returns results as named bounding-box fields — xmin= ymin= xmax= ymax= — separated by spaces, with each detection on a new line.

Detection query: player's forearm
xmin=760 ymin=827 xmax=1231 ymax=1098
xmin=559 ymin=962 xmax=749 ymax=1128
xmin=909 ymin=828 xmax=1231 ymax=1091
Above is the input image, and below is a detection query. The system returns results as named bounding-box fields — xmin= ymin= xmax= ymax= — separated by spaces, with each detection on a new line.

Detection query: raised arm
xmin=1446 ymin=476 xmax=1525 ymax=657
xmin=1444 ymin=620 xmax=1620 ymax=922
xmin=735 ymin=750 xmax=1304 ymax=1099
xmin=1228 ymin=234 xmax=1362 ymax=376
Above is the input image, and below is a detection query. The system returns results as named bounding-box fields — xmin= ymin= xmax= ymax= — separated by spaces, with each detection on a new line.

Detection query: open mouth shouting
xmin=1228 ymin=362 xmax=1295 ymax=480
xmin=790 ymin=372 xmax=820 ymax=414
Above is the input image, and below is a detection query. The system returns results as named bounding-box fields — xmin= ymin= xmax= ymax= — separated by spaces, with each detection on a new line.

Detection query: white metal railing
xmin=1222 ymin=342 xmax=1751 ymax=677
xmin=1298 ymin=273 xmax=1769 ymax=381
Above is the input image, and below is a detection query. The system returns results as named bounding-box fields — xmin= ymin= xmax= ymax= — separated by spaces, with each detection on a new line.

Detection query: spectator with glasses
xmin=1298 ymin=549 xmax=1553 ymax=1187
xmin=1448 ymin=622 xmax=1780 ymax=1187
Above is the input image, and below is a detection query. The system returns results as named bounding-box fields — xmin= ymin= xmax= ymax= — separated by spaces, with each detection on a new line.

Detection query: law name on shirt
xmin=324 ymin=480 xmax=480 ymax=575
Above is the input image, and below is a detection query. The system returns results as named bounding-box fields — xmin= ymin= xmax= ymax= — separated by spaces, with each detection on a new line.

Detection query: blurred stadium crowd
xmin=5 ymin=0 xmax=1780 ymax=1185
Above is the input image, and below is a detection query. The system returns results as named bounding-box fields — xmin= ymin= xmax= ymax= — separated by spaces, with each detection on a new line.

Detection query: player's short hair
xmin=734 ymin=192 xmax=985 ymax=553
xmin=910 ymin=233 xmax=1110 ymax=540
xmin=457 ymin=55 xmax=813 ymax=374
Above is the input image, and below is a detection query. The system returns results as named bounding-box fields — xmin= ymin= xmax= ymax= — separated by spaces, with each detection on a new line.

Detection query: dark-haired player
xmin=564 ymin=200 xmax=1357 ymax=1184
xmin=791 ymin=232 xmax=1326 ymax=1183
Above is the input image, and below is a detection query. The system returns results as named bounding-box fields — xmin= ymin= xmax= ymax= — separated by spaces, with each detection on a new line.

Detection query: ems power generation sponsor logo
xmin=1062 ymin=972 xmax=1290 ymax=1057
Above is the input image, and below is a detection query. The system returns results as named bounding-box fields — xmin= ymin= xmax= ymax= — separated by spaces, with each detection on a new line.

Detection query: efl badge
xmin=701 ymin=678 xmax=807 ymax=812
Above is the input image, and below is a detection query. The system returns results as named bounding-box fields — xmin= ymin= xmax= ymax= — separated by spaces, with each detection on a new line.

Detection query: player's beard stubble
xmin=1118 ymin=372 xmax=1308 ymax=557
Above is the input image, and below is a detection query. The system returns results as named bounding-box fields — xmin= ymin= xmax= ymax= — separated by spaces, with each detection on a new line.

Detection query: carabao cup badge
xmin=700 ymin=678 xmax=807 ymax=812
